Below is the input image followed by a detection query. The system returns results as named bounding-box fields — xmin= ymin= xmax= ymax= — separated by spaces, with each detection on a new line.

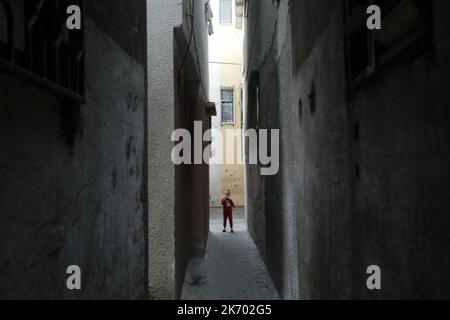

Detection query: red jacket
xmin=221 ymin=197 xmax=235 ymax=215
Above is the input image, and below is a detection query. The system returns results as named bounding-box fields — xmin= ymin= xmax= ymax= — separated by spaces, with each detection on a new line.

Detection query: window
xmin=219 ymin=0 xmax=232 ymax=24
xmin=0 ymin=0 xmax=85 ymax=102
xmin=221 ymin=88 xmax=234 ymax=124
xmin=344 ymin=0 xmax=431 ymax=90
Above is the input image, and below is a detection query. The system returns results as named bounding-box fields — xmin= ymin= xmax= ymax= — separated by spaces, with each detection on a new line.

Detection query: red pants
xmin=223 ymin=211 xmax=233 ymax=229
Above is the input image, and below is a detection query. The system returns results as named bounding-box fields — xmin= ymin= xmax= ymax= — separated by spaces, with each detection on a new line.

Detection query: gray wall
xmin=147 ymin=0 xmax=186 ymax=300
xmin=245 ymin=0 xmax=450 ymax=299
xmin=147 ymin=0 xmax=211 ymax=300
xmin=0 ymin=3 xmax=147 ymax=299
xmin=182 ymin=0 xmax=210 ymax=95
xmin=176 ymin=0 xmax=211 ymax=298
xmin=244 ymin=0 xmax=300 ymax=299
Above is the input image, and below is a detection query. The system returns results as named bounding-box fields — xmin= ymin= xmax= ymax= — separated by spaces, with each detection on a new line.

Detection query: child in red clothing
xmin=221 ymin=190 xmax=235 ymax=233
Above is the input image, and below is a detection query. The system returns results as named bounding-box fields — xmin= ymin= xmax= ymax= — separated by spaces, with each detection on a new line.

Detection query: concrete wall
xmin=147 ymin=0 xmax=182 ymax=300
xmin=148 ymin=0 xmax=211 ymax=299
xmin=0 ymin=1 xmax=147 ymax=299
xmin=177 ymin=0 xmax=212 ymax=294
xmin=209 ymin=0 xmax=245 ymax=206
xmin=244 ymin=0 xmax=296 ymax=298
xmin=185 ymin=0 xmax=211 ymax=261
xmin=244 ymin=0 xmax=450 ymax=299
xmin=346 ymin=1 xmax=450 ymax=299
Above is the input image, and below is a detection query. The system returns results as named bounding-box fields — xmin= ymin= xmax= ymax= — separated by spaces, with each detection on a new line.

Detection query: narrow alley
xmin=1 ymin=0 xmax=450 ymax=302
xmin=182 ymin=208 xmax=280 ymax=300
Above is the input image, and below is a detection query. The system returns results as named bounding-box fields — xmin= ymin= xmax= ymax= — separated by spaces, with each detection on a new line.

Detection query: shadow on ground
xmin=181 ymin=207 xmax=280 ymax=300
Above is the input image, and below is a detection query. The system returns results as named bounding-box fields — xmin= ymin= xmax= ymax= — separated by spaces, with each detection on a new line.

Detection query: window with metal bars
xmin=0 ymin=0 xmax=85 ymax=102
xmin=221 ymin=88 xmax=234 ymax=124
xmin=344 ymin=0 xmax=431 ymax=91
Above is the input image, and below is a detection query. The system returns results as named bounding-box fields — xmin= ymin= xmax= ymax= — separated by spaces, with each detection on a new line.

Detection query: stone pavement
xmin=181 ymin=207 xmax=280 ymax=300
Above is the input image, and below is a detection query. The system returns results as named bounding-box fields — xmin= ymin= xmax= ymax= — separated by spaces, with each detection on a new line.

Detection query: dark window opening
xmin=0 ymin=0 xmax=85 ymax=102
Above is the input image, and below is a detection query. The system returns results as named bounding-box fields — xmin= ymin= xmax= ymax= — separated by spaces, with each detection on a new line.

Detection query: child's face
xmin=224 ymin=193 xmax=230 ymax=199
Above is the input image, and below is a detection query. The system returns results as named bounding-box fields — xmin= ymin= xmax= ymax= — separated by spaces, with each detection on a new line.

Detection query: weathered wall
xmin=147 ymin=0 xmax=182 ymax=300
xmin=0 ymin=3 xmax=147 ymax=299
xmin=180 ymin=0 xmax=211 ymax=262
xmin=87 ymin=0 xmax=147 ymax=65
xmin=244 ymin=0 xmax=298 ymax=299
xmin=245 ymin=0 xmax=450 ymax=299
xmin=287 ymin=0 xmax=352 ymax=299
xmin=348 ymin=1 xmax=450 ymax=299
xmin=148 ymin=0 xmax=211 ymax=299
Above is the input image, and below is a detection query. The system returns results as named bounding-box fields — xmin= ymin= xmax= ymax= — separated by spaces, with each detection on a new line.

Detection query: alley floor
xmin=181 ymin=207 xmax=280 ymax=300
